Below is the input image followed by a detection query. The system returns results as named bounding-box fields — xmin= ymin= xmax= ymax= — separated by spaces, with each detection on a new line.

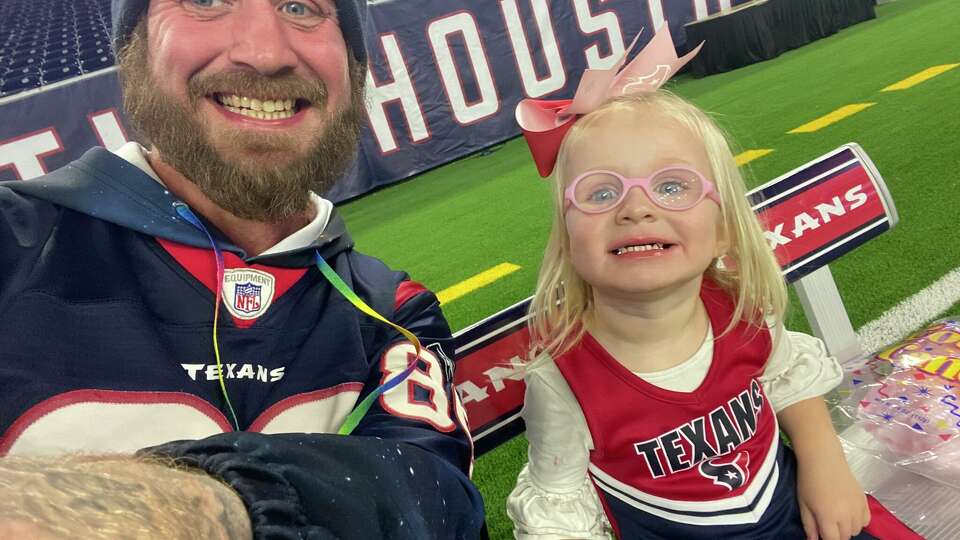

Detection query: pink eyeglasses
xmin=564 ymin=166 xmax=721 ymax=213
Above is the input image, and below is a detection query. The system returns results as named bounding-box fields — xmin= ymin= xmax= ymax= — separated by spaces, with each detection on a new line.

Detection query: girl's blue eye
xmin=588 ymin=187 xmax=619 ymax=203
xmin=654 ymin=180 xmax=687 ymax=196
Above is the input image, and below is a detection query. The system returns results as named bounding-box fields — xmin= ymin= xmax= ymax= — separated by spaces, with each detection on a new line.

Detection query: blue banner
xmin=0 ymin=0 xmax=750 ymax=201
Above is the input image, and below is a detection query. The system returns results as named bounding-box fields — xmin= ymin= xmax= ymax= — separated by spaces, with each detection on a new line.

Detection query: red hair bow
xmin=515 ymin=25 xmax=704 ymax=177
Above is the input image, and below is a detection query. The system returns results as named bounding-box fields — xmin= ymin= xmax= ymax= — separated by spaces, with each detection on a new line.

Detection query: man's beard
xmin=117 ymin=25 xmax=365 ymax=223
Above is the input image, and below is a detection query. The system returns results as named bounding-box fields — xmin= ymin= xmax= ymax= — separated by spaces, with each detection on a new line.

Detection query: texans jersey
xmin=554 ymin=283 xmax=806 ymax=539
xmin=0 ymin=147 xmax=484 ymax=539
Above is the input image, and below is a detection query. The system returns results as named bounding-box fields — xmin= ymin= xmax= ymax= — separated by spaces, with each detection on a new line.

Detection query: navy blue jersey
xmin=0 ymin=147 xmax=484 ymax=539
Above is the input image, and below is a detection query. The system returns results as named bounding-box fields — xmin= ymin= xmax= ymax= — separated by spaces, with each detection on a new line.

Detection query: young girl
xmin=506 ymin=89 xmax=881 ymax=540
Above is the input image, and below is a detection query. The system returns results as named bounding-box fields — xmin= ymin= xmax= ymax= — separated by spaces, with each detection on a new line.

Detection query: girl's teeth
xmin=615 ymin=243 xmax=664 ymax=255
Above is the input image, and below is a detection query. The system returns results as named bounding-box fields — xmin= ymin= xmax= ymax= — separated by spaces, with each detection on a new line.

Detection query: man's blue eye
xmin=280 ymin=2 xmax=312 ymax=16
xmin=190 ymin=0 xmax=222 ymax=7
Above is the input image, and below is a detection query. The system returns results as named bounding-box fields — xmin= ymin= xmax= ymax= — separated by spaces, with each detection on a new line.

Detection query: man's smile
xmin=213 ymin=93 xmax=306 ymax=121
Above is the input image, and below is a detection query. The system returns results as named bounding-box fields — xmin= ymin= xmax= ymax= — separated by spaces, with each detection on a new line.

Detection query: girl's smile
xmin=607 ymin=237 xmax=674 ymax=258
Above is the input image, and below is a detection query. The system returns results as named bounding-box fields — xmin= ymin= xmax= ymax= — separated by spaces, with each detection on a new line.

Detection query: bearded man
xmin=0 ymin=1 xmax=484 ymax=538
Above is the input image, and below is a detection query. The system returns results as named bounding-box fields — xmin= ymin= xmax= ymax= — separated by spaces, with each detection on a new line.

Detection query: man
xmin=0 ymin=0 xmax=485 ymax=538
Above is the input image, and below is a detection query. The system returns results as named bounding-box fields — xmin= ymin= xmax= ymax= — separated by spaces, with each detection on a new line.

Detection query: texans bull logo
xmin=698 ymin=451 xmax=750 ymax=491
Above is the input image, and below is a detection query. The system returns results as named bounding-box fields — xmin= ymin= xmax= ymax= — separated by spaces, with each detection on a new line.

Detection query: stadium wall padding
xmin=0 ymin=0 xmax=751 ymax=201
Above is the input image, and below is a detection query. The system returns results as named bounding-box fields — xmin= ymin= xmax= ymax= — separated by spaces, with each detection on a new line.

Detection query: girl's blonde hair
xmin=528 ymin=90 xmax=787 ymax=360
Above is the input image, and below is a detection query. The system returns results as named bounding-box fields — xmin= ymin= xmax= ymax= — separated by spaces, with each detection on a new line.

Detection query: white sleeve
xmin=760 ymin=321 xmax=844 ymax=412
xmin=506 ymin=360 xmax=611 ymax=539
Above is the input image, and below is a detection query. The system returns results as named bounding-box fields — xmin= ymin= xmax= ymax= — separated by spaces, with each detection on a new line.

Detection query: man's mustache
xmin=187 ymin=71 xmax=328 ymax=109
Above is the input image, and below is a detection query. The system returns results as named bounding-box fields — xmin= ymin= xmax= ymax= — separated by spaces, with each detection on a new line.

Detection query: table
xmin=685 ymin=0 xmax=877 ymax=76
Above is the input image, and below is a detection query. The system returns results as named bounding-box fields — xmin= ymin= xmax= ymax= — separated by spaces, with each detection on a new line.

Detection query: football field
xmin=340 ymin=0 xmax=960 ymax=536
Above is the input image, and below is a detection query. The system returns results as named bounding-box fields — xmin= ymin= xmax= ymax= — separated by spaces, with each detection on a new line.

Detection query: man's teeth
xmin=614 ymin=243 xmax=664 ymax=255
xmin=216 ymin=94 xmax=296 ymax=120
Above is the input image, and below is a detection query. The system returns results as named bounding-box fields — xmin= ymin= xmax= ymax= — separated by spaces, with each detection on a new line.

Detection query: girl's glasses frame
xmin=564 ymin=166 xmax=721 ymax=214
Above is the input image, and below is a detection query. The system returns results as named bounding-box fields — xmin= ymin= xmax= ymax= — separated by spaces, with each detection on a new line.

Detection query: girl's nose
xmin=615 ymin=186 xmax=658 ymax=223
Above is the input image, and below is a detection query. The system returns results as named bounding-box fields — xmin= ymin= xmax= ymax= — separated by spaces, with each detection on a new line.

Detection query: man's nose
xmin=615 ymin=186 xmax=658 ymax=223
xmin=227 ymin=3 xmax=298 ymax=76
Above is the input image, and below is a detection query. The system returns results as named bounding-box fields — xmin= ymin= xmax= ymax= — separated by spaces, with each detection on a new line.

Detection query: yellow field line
xmin=882 ymin=64 xmax=959 ymax=92
xmin=734 ymin=149 xmax=775 ymax=166
xmin=437 ymin=263 xmax=521 ymax=305
xmin=788 ymin=103 xmax=876 ymax=134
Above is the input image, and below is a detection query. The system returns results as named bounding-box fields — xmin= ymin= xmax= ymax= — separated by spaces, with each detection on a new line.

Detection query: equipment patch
xmin=223 ymin=268 xmax=276 ymax=320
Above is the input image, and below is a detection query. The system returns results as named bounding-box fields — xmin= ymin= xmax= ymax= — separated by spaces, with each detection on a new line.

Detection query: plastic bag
xmin=829 ymin=318 xmax=960 ymax=539
xmin=834 ymin=319 xmax=960 ymax=472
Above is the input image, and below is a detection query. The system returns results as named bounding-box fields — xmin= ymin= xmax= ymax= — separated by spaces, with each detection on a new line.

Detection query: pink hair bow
xmin=515 ymin=25 xmax=704 ymax=177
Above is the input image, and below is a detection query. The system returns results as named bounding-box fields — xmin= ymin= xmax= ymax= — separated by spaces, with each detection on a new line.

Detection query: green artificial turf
xmin=339 ymin=0 xmax=960 ymax=536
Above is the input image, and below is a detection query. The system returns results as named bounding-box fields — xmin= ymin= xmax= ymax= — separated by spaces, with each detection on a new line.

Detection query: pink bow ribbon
xmin=515 ymin=25 xmax=704 ymax=177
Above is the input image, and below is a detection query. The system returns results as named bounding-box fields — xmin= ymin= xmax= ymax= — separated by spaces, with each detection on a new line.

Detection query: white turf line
xmin=856 ymin=266 xmax=960 ymax=353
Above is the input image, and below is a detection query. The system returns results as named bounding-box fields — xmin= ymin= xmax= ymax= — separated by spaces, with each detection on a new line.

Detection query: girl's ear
xmin=714 ymin=215 xmax=731 ymax=259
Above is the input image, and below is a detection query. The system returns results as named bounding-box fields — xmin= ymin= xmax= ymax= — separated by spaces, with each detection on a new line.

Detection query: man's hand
xmin=0 ymin=518 xmax=57 ymax=540
xmin=0 ymin=455 xmax=252 ymax=539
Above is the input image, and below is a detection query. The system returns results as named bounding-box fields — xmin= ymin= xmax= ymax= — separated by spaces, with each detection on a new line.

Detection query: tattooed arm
xmin=0 ymin=456 xmax=252 ymax=540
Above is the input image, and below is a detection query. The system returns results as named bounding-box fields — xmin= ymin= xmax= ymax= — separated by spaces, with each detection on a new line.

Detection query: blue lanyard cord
xmin=173 ymin=203 xmax=241 ymax=431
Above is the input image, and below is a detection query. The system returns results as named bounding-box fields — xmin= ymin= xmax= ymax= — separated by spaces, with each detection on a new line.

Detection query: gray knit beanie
xmin=111 ymin=0 xmax=368 ymax=64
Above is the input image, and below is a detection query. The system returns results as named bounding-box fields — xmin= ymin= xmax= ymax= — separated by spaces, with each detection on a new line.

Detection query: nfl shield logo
xmin=234 ymin=282 xmax=262 ymax=314
xmin=222 ymin=269 xmax=275 ymax=321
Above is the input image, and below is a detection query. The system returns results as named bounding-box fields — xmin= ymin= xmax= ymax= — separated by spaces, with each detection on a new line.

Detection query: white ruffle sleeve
xmin=760 ymin=323 xmax=844 ymax=412
xmin=506 ymin=361 xmax=612 ymax=539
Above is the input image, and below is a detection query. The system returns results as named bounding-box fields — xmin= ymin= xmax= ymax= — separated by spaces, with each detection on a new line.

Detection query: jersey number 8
xmin=379 ymin=342 xmax=456 ymax=432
